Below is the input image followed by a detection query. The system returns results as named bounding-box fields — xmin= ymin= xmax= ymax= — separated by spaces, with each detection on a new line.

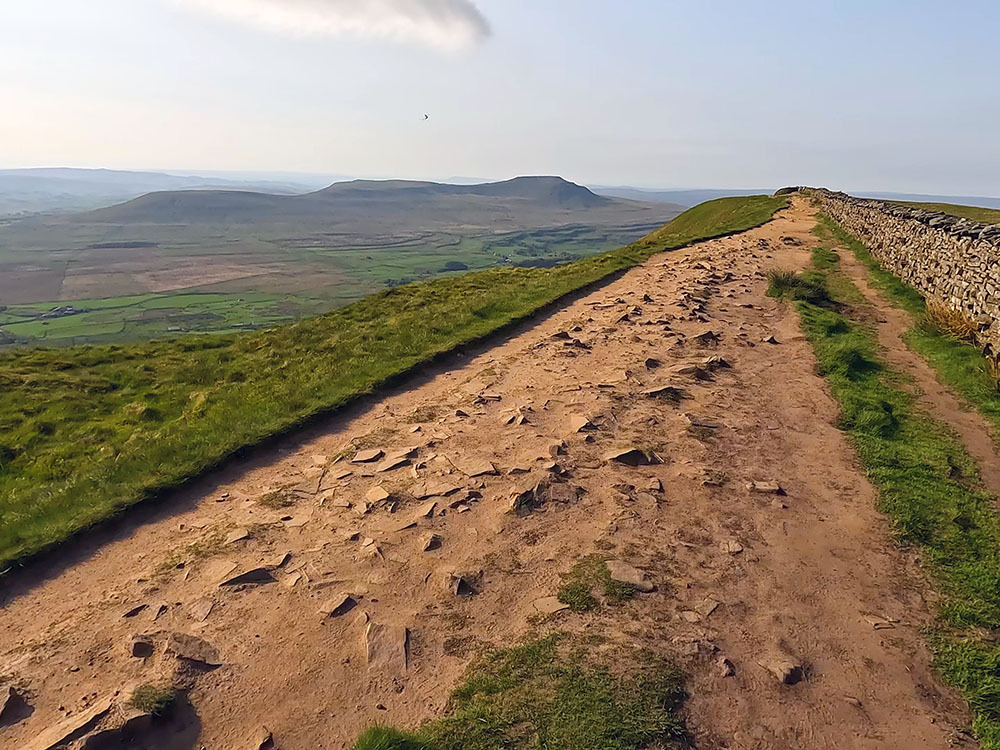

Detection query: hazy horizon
xmin=2 ymin=0 xmax=999 ymax=196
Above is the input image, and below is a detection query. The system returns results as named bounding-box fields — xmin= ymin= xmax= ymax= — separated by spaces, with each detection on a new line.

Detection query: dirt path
xmin=838 ymin=250 xmax=1000 ymax=499
xmin=0 ymin=198 xmax=975 ymax=749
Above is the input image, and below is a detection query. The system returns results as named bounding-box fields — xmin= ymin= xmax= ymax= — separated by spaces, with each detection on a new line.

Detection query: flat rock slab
xmin=376 ymin=456 xmax=411 ymax=473
xmin=220 ymin=568 xmax=275 ymax=587
xmin=411 ymin=481 xmax=463 ymax=499
xmin=696 ymin=597 xmax=721 ymax=617
xmin=603 ymin=448 xmax=653 ymax=467
xmin=365 ymin=623 xmax=409 ymax=677
xmin=747 ymin=481 xmax=784 ymax=494
xmin=352 ymin=449 xmax=384 ymax=464
xmin=225 ymin=527 xmax=250 ymax=544
xmin=366 ymin=486 xmax=392 ymax=504
xmin=414 ymin=500 xmax=438 ymax=519
xmin=166 ymin=632 xmax=222 ymax=666
xmin=758 ymin=654 xmax=804 ymax=685
xmin=320 ymin=595 xmax=357 ymax=619
xmin=420 ymin=533 xmax=443 ymax=551
xmin=532 ymin=597 xmax=570 ymax=616
xmin=605 ymin=560 xmax=655 ymax=592
xmin=22 ymin=698 xmax=113 ymax=750
xmin=202 ymin=559 xmax=239 ymax=584
xmin=461 ymin=460 xmax=498 ymax=477
xmin=386 ymin=446 xmax=419 ymax=460
xmin=189 ymin=598 xmax=215 ymax=623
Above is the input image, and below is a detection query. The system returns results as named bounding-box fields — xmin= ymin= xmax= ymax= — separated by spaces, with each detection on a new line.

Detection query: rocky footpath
xmin=0 ymin=198 xmax=973 ymax=749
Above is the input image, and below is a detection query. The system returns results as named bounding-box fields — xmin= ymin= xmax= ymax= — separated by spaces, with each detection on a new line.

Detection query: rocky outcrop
xmin=807 ymin=188 xmax=1000 ymax=360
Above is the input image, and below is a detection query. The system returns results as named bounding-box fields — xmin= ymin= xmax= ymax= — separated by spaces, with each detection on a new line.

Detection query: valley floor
xmin=1 ymin=198 xmax=987 ymax=748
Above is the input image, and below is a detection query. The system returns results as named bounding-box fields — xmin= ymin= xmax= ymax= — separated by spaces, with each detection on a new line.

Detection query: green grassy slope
xmin=0 ymin=195 xmax=786 ymax=568
xmin=894 ymin=201 xmax=1000 ymax=224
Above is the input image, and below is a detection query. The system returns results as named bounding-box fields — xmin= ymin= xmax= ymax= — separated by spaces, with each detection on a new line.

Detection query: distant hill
xmin=590 ymin=184 xmax=1000 ymax=212
xmin=0 ymin=167 xmax=317 ymax=217
xmin=0 ymin=174 xmax=683 ymax=341
xmin=81 ymin=176 xmax=638 ymax=229
xmin=590 ymin=186 xmax=776 ymax=207
xmin=316 ymin=176 xmax=608 ymax=207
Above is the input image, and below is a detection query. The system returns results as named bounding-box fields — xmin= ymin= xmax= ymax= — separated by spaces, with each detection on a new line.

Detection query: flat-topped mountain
xmin=0 ymin=175 xmax=682 ymax=323
xmin=80 ymin=176 xmax=623 ymax=227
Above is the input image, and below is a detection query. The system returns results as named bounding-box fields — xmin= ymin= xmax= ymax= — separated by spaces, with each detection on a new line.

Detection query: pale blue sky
xmin=2 ymin=0 xmax=998 ymax=194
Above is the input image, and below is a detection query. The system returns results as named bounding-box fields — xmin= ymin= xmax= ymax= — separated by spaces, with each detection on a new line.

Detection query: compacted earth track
xmin=0 ymin=198 xmax=979 ymax=748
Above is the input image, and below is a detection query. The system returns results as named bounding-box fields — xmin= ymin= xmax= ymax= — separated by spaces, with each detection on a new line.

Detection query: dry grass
xmin=987 ymin=358 xmax=1000 ymax=390
xmin=922 ymin=300 xmax=981 ymax=344
xmin=920 ymin=300 xmax=1000 ymax=392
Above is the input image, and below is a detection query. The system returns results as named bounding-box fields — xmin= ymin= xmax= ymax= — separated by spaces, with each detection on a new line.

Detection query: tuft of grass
xmin=155 ymin=529 xmax=225 ymax=578
xmin=795 ymin=215 xmax=1000 ymax=747
xmin=360 ymin=634 xmax=688 ymax=750
xmin=557 ymin=580 xmax=598 ymax=612
xmin=557 ymin=555 xmax=637 ymax=611
xmin=766 ymin=268 xmax=834 ymax=307
xmin=129 ymin=684 xmax=176 ymax=716
xmin=0 ymin=195 xmax=786 ymax=569
xmin=256 ymin=489 xmax=295 ymax=509
xmin=921 ymin=300 xmax=982 ymax=346
xmin=353 ymin=727 xmax=436 ymax=750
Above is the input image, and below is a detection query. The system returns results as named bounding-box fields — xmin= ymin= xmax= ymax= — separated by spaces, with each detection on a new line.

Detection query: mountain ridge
xmin=80 ymin=176 xmax=616 ymax=225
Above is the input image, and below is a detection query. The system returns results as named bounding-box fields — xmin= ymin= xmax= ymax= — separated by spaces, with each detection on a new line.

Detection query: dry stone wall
xmin=806 ymin=188 xmax=1000 ymax=359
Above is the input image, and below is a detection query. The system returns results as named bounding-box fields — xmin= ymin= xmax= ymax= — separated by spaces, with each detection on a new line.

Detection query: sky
xmin=1 ymin=0 xmax=999 ymax=195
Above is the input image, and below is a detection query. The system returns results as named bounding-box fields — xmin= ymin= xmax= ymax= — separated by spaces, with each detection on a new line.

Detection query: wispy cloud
xmin=169 ymin=0 xmax=491 ymax=52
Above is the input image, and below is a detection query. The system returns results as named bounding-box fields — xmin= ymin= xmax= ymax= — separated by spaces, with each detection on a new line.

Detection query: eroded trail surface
xmin=0 ymin=199 xmax=974 ymax=749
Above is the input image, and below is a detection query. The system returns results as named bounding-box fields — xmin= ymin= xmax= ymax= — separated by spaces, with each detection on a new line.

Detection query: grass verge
xmin=772 ymin=225 xmax=1000 ymax=746
xmin=816 ymin=214 xmax=1000 ymax=442
xmin=353 ymin=634 xmax=688 ymax=750
xmin=0 ymin=195 xmax=785 ymax=569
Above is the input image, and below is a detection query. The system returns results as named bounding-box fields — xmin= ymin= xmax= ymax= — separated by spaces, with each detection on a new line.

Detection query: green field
xmin=0 ymin=224 xmax=656 ymax=347
xmin=0 ymin=292 xmax=336 ymax=345
xmin=0 ymin=195 xmax=785 ymax=568
xmin=895 ymin=201 xmax=1000 ymax=224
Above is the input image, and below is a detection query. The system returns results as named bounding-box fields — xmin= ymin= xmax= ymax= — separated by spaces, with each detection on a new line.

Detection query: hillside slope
xmin=0 ymin=195 xmax=785 ymax=568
